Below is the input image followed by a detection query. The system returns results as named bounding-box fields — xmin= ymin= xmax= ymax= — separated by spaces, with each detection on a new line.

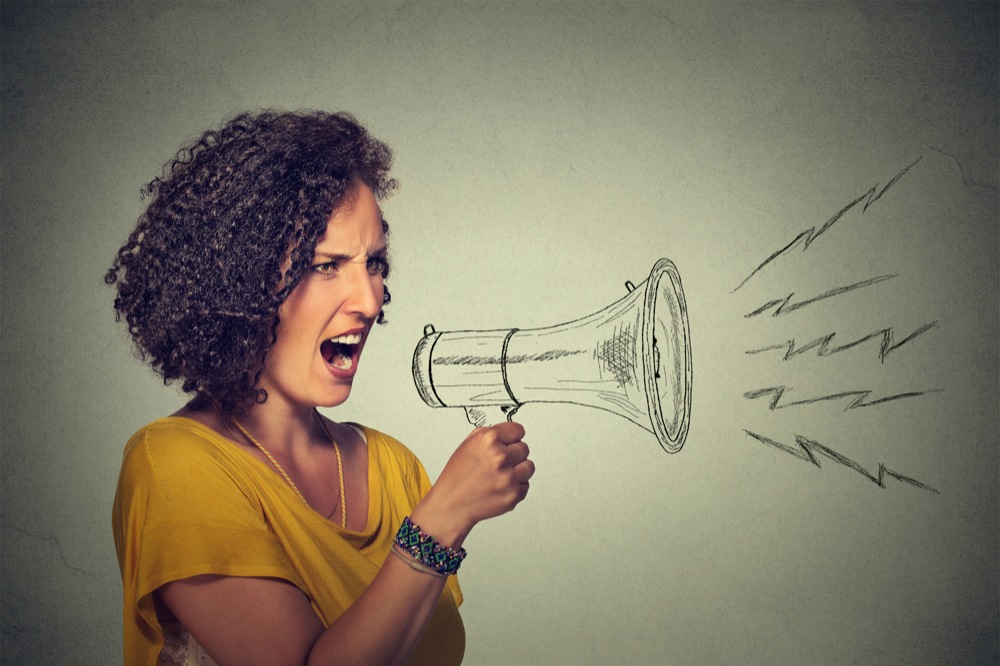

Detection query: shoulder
xmin=120 ymin=417 xmax=230 ymax=472
xmin=351 ymin=424 xmax=429 ymax=486
xmin=116 ymin=417 xmax=252 ymax=508
xmin=354 ymin=425 xmax=418 ymax=459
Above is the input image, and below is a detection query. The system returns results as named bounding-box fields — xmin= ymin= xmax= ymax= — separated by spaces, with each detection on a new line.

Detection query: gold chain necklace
xmin=218 ymin=407 xmax=346 ymax=529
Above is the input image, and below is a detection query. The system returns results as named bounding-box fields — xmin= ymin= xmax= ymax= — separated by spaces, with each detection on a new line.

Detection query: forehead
xmin=315 ymin=183 xmax=385 ymax=250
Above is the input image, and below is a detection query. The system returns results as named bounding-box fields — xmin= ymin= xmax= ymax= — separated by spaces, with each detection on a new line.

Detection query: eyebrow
xmin=312 ymin=244 xmax=388 ymax=262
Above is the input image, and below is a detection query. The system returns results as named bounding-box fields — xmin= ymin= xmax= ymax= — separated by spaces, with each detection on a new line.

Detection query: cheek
xmin=272 ymin=286 xmax=322 ymax=346
xmin=283 ymin=276 xmax=333 ymax=318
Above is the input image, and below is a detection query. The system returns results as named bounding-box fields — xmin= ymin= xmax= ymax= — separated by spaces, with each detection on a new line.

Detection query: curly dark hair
xmin=105 ymin=110 xmax=397 ymax=414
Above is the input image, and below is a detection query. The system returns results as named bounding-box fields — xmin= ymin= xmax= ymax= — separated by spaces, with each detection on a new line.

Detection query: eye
xmin=311 ymin=260 xmax=340 ymax=276
xmin=367 ymin=256 xmax=390 ymax=278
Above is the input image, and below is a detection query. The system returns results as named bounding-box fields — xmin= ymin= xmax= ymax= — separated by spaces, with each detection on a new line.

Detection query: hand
xmin=413 ymin=422 xmax=535 ymax=546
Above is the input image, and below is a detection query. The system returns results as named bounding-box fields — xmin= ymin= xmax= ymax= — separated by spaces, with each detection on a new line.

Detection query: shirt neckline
xmin=156 ymin=415 xmax=378 ymax=534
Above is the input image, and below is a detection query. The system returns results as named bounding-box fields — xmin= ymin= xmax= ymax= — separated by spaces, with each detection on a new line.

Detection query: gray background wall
xmin=2 ymin=1 xmax=997 ymax=664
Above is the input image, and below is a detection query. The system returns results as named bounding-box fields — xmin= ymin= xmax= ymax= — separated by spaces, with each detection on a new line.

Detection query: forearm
xmin=308 ymin=502 xmax=471 ymax=665
xmin=308 ymin=552 xmax=448 ymax=665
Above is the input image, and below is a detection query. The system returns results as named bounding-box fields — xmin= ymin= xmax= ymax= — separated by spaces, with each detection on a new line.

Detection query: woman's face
xmin=259 ymin=181 xmax=388 ymax=412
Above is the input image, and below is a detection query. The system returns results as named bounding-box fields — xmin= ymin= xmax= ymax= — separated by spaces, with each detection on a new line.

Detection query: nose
xmin=344 ymin=263 xmax=384 ymax=320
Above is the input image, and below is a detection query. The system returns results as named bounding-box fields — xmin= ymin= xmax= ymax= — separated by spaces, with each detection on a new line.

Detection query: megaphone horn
xmin=412 ymin=258 xmax=692 ymax=453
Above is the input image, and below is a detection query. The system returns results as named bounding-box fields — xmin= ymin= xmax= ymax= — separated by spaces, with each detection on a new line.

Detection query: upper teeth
xmin=328 ymin=333 xmax=362 ymax=345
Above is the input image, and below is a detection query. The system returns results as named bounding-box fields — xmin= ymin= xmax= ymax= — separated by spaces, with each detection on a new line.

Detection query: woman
xmin=106 ymin=110 xmax=535 ymax=665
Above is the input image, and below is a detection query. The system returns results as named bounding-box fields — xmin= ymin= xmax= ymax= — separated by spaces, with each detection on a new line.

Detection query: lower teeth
xmin=331 ymin=353 xmax=353 ymax=370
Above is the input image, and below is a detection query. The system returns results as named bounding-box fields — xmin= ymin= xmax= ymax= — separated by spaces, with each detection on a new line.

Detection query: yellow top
xmin=112 ymin=417 xmax=464 ymax=665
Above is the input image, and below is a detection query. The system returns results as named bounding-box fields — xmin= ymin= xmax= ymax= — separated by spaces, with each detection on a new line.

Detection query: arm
xmin=158 ymin=421 xmax=534 ymax=666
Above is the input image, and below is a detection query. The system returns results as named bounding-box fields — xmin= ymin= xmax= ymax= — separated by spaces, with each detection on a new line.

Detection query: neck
xmin=234 ymin=397 xmax=328 ymax=456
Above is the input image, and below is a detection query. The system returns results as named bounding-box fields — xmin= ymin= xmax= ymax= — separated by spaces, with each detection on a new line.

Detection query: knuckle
xmin=484 ymin=427 xmax=502 ymax=447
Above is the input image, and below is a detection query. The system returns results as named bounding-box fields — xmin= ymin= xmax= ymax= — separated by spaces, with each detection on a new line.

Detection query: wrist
xmin=409 ymin=490 xmax=473 ymax=551
xmin=394 ymin=517 xmax=467 ymax=576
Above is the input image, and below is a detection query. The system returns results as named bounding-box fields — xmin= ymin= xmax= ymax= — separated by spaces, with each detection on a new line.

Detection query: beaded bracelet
xmin=394 ymin=516 xmax=467 ymax=576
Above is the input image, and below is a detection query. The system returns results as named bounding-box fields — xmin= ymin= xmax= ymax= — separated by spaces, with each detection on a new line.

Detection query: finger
xmin=492 ymin=420 xmax=525 ymax=443
xmin=513 ymin=458 xmax=535 ymax=483
xmin=504 ymin=441 xmax=530 ymax=464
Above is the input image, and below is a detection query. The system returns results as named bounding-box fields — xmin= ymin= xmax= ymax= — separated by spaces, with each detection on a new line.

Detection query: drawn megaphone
xmin=412 ymin=258 xmax=692 ymax=453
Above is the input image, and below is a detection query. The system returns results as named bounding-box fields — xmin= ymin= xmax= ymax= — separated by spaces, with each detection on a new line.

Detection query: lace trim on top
xmin=158 ymin=621 xmax=217 ymax=666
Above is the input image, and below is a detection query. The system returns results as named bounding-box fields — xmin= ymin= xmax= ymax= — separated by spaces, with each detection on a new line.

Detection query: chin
xmin=314 ymin=384 xmax=354 ymax=409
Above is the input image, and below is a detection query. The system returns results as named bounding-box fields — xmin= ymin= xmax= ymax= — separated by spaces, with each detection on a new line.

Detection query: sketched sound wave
xmin=743 ymin=430 xmax=938 ymax=493
xmin=732 ymin=157 xmax=922 ymax=293
xmin=745 ymin=275 xmax=896 ymax=318
xmin=746 ymin=321 xmax=938 ymax=363
xmin=744 ymin=386 xmax=936 ymax=411
xmin=731 ymin=157 xmax=941 ymax=491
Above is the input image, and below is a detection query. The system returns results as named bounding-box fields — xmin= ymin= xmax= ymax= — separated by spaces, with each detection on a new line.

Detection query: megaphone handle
xmin=463 ymin=405 xmax=520 ymax=427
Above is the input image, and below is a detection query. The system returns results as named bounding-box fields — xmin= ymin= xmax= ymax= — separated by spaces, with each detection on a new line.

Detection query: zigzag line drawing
xmin=744 ymin=386 xmax=936 ymax=411
xmin=745 ymin=275 xmax=896 ymax=318
xmin=732 ymin=156 xmax=922 ymax=293
xmin=745 ymin=321 xmax=938 ymax=363
xmin=743 ymin=430 xmax=938 ymax=493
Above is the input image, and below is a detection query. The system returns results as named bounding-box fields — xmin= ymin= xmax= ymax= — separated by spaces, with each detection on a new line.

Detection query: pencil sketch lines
xmin=413 ymin=258 xmax=693 ymax=453
xmin=729 ymin=158 xmax=942 ymax=492
xmin=743 ymin=430 xmax=938 ymax=493
xmin=435 ymin=349 xmax=590 ymax=367
xmin=732 ymin=156 xmax=922 ymax=293
xmin=745 ymin=275 xmax=896 ymax=318
xmin=744 ymin=386 xmax=935 ymax=411
xmin=745 ymin=321 xmax=938 ymax=363
xmin=597 ymin=325 xmax=637 ymax=389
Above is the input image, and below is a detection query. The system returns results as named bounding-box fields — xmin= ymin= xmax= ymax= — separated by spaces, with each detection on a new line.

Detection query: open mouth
xmin=320 ymin=332 xmax=363 ymax=371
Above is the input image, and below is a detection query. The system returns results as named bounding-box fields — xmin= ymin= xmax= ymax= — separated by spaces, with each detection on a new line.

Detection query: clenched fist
xmin=409 ymin=422 xmax=535 ymax=549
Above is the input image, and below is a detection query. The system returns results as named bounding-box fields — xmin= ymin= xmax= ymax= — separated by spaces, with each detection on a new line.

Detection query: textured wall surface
xmin=2 ymin=2 xmax=997 ymax=664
